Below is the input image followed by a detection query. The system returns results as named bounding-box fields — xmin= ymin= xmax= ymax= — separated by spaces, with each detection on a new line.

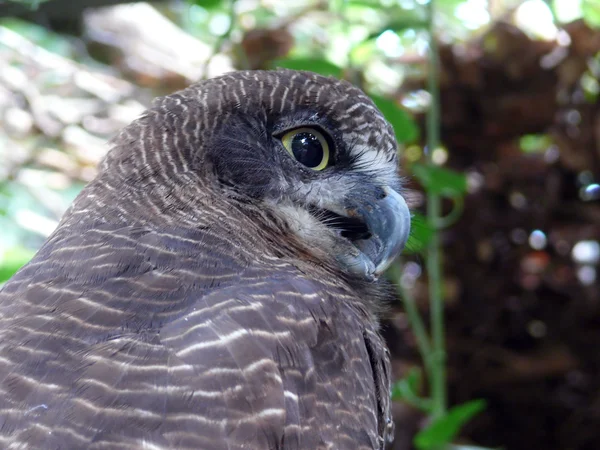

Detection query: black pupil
xmin=291 ymin=132 xmax=324 ymax=168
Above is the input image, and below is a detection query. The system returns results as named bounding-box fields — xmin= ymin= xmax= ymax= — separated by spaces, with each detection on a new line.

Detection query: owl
xmin=0 ymin=70 xmax=411 ymax=449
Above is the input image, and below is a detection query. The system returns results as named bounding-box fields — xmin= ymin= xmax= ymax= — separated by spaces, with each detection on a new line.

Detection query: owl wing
xmin=0 ymin=225 xmax=387 ymax=450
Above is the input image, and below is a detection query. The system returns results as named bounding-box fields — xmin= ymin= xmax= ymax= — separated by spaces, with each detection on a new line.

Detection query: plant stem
xmin=425 ymin=0 xmax=446 ymax=419
xmin=388 ymin=263 xmax=432 ymax=369
xmin=202 ymin=0 xmax=237 ymax=78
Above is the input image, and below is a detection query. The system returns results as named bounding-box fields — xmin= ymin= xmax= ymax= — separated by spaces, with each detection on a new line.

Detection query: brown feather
xmin=0 ymin=70 xmax=398 ymax=449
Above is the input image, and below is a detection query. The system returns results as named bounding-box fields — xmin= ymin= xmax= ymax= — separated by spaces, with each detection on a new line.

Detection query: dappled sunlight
xmin=0 ymin=0 xmax=599 ymax=449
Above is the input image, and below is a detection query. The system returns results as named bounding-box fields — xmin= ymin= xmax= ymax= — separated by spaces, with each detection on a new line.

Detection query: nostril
xmin=374 ymin=186 xmax=386 ymax=200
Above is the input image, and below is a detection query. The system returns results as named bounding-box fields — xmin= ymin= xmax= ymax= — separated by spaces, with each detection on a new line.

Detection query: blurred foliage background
xmin=1 ymin=0 xmax=599 ymax=449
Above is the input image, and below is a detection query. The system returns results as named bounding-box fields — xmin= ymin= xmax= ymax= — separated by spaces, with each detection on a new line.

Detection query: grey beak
xmin=347 ymin=186 xmax=411 ymax=277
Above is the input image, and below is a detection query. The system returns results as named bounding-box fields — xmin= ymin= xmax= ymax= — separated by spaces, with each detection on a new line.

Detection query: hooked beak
xmin=344 ymin=186 xmax=411 ymax=279
xmin=305 ymin=184 xmax=410 ymax=280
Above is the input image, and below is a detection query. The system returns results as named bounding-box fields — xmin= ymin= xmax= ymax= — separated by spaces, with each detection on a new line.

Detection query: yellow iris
xmin=281 ymin=127 xmax=330 ymax=171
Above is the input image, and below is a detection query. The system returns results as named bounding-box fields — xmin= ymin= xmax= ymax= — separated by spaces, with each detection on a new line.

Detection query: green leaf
xmin=346 ymin=0 xmax=382 ymax=6
xmin=436 ymin=0 xmax=468 ymax=6
xmin=391 ymin=367 xmax=433 ymax=412
xmin=391 ymin=367 xmax=422 ymax=400
xmin=519 ymin=134 xmax=552 ymax=153
xmin=369 ymin=95 xmax=419 ymax=143
xmin=366 ymin=18 xmax=428 ymax=40
xmin=583 ymin=0 xmax=600 ymax=28
xmin=405 ymin=213 xmax=434 ymax=254
xmin=193 ymin=0 xmax=223 ymax=9
xmin=0 ymin=247 xmax=35 ymax=283
xmin=411 ymin=163 xmax=467 ymax=196
xmin=414 ymin=399 xmax=487 ymax=450
xmin=272 ymin=58 xmax=343 ymax=78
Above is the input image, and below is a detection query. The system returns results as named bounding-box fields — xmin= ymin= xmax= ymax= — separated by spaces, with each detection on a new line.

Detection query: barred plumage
xmin=0 ymin=70 xmax=410 ymax=449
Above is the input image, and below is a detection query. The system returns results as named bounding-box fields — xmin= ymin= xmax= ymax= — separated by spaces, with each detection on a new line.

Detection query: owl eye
xmin=281 ymin=127 xmax=330 ymax=171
